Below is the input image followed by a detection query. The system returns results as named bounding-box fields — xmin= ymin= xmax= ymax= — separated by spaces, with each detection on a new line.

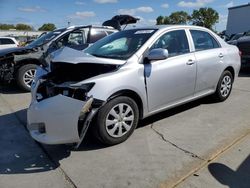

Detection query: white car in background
xmin=0 ymin=37 xmax=19 ymax=49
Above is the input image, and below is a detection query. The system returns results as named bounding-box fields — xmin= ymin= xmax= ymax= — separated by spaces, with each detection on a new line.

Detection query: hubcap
xmin=105 ymin=103 xmax=134 ymax=138
xmin=220 ymin=75 xmax=232 ymax=97
xmin=23 ymin=69 xmax=36 ymax=88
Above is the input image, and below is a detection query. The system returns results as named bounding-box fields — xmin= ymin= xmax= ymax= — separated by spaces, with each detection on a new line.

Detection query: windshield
xmin=28 ymin=29 xmax=66 ymax=48
xmin=85 ymin=29 xmax=157 ymax=60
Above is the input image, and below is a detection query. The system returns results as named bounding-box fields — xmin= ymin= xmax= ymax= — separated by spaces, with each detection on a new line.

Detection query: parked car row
xmin=27 ymin=25 xmax=241 ymax=147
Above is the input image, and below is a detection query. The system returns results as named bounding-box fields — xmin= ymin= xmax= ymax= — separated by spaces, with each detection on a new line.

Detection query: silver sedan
xmin=27 ymin=25 xmax=241 ymax=147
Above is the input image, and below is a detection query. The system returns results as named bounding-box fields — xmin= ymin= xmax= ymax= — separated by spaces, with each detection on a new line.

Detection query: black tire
xmin=93 ymin=96 xmax=139 ymax=145
xmin=16 ymin=64 xmax=37 ymax=91
xmin=213 ymin=70 xmax=233 ymax=102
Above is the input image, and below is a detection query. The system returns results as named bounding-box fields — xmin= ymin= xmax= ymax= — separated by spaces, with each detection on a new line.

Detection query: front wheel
xmin=16 ymin=64 xmax=37 ymax=91
xmin=93 ymin=96 xmax=139 ymax=145
xmin=214 ymin=70 xmax=233 ymax=102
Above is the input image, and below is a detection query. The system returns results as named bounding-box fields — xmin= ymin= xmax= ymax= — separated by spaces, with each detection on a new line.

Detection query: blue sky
xmin=0 ymin=0 xmax=249 ymax=31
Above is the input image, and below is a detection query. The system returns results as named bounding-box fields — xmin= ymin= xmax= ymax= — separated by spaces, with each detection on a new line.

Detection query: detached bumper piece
xmin=27 ymin=94 xmax=100 ymax=148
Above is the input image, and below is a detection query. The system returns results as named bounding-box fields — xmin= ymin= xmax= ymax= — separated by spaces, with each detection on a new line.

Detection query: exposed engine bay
xmin=28 ymin=61 xmax=121 ymax=148
xmin=0 ymin=55 xmax=15 ymax=82
xmin=0 ymin=47 xmax=38 ymax=83
xmin=35 ymin=62 xmax=120 ymax=101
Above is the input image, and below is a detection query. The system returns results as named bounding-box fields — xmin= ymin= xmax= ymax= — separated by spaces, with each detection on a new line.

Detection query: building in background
xmin=226 ymin=3 xmax=250 ymax=37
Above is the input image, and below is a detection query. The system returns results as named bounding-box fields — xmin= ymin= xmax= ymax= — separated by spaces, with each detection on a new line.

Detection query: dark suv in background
xmin=227 ymin=31 xmax=250 ymax=69
xmin=0 ymin=26 xmax=116 ymax=91
xmin=0 ymin=15 xmax=138 ymax=91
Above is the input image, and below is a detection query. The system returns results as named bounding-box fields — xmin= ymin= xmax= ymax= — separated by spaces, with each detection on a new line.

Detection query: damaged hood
xmin=0 ymin=47 xmax=30 ymax=57
xmin=0 ymin=46 xmax=33 ymax=57
xmin=51 ymin=47 xmax=126 ymax=65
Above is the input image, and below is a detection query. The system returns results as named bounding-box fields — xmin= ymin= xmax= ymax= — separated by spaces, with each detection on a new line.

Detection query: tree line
xmin=0 ymin=23 xmax=56 ymax=31
xmin=156 ymin=7 xmax=219 ymax=30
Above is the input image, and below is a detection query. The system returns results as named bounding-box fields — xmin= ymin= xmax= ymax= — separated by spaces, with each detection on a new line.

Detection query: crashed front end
xmin=27 ymin=61 xmax=118 ymax=147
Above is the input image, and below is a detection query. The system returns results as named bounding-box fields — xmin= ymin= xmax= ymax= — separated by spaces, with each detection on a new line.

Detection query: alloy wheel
xmin=220 ymin=75 xmax=232 ymax=97
xmin=105 ymin=103 xmax=134 ymax=138
xmin=23 ymin=69 xmax=36 ymax=88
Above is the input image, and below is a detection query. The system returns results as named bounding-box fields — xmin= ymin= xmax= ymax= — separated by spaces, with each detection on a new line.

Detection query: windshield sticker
xmin=134 ymin=30 xmax=154 ymax=34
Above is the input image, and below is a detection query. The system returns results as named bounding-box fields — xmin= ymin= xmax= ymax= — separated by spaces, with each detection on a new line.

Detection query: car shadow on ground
xmin=208 ymin=155 xmax=250 ymax=188
xmin=137 ymin=95 xmax=216 ymax=129
xmin=0 ymin=83 xmax=28 ymax=94
xmin=0 ymin=110 xmax=70 ymax=175
xmin=239 ymin=67 xmax=250 ymax=77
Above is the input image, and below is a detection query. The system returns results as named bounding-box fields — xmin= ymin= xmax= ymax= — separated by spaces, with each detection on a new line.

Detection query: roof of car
xmin=128 ymin=25 xmax=211 ymax=31
xmin=66 ymin=25 xmax=116 ymax=30
xmin=0 ymin=36 xmax=16 ymax=39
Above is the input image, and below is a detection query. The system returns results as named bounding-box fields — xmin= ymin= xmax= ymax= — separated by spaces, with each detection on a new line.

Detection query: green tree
xmin=191 ymin=7 xmax=219 ymax=30
xmin=156 ymin=16 xmax=165 ymax=25
xmin=38 ymin=23 xmax=56 ymax=31
xmin=0 ymin=24 xmax=15 ymax=30
xmin=15 ymin=23 xmax=33 ymax=31
xmin=156 ymin=11 xmax=190 ymax=25
xmin=163 ymin=16 xmax=171 ymax=24
xmin=169 ymin=11 xmax=190 ymax=24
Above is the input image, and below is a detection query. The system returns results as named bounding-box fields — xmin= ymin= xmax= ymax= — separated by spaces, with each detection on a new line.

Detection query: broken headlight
xmin=37 ymin=82 xmax=95 ymax=101
xmin=61 ymin=83 xmax=95 ymax=100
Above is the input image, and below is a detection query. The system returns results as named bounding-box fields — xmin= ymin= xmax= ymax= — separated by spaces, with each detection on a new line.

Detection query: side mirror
xmin=146 ymin=48 xmax=169 ymax=61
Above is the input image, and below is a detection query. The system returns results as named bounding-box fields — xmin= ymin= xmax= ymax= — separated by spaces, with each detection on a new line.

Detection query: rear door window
xmin=190 ymin=30 xmax=220 ymax=51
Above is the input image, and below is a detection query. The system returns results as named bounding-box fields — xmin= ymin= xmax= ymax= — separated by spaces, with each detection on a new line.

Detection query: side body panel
xmin=145 ymin=53 xmax=197 ymax=112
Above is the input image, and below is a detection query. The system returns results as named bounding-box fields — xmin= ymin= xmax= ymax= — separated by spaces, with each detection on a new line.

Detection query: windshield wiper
xmin=91 ymin=54 xmax=110 ymax=58
xmin=91 ymin=53 xmax=125 ymax=60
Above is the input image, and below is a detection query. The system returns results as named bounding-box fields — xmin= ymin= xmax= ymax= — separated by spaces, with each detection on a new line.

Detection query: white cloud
xmin=75 ymin=1 xmax=85 ymax=5
xmin=225 ymin=1 xmax=234 ymax=8
xmin=18 ymin=6 xmax=46 ymax=12
xmin=118 ymin=9 xmax=136 ymax=15
xmin=178 ymin=0 xmax=214 ymax=8
xmin=136 ymin=6 xmax=154 ymax=13
xmin=219 ymin=14 xmax=228 ymax=23
xmin=148 ymin=19 xmax=156 ymax=25
xmin=137 ymin=17 xmax=156 ymax=26
xmin=215 ymin=14 xmax=228 ymax=31
xmin=118 ymin=6 xmax=154 ymax=15
xmin=68 ymin=11 xmax=95 ymax=20
xmin=161 ymin=3 xmax=169 ymax=8
xmin=94 ymin=0 xmax=117 ymax=3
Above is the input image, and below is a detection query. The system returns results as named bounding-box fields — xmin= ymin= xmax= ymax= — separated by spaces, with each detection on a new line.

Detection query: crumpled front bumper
xmin=27 ymin=78 xmax=97 ymax=146
xmin=27 ymin=94 xmax=86 ymax=144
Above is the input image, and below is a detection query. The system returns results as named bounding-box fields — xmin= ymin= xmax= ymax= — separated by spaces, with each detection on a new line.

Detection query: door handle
xmin=186 ymin=59 xmax=195 ymax=65
xmin=219 ymin=53 xmax=224 ymax=58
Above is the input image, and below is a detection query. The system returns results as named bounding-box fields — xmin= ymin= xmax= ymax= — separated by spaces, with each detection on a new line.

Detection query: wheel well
xmin=224 ymin=66 xmax=235 ymax=80
xmin=108 ymin=90 xmax=144 ymax=119
xmin=15 ymin=59 xmax=40 ymax=72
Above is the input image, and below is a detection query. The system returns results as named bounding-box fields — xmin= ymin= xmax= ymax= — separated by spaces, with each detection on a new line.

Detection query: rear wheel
xmin=16 ymin=64 xmax=37 ymax=91
xmin=93 ymin=96 xmax=139 ymax=145
xmin=214 ymin=70 xmax=233 ymax=102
